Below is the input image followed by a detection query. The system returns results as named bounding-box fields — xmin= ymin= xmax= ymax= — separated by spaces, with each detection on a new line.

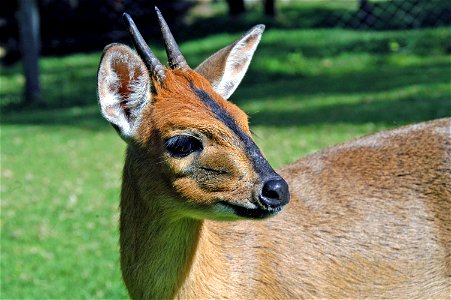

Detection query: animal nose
xmin=259 ymin=178 xmax=290 ymax=209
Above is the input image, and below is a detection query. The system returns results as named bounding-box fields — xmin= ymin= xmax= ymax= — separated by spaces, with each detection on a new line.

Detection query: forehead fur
xmin=138 ymin=68 xmax=250 ymax=144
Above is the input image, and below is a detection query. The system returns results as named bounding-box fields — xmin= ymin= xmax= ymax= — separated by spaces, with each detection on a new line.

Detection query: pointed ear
xmin=97 ymin=43 xmax=151 ymax=140
xmin=195 ymin=25 xmax=265 ymax=99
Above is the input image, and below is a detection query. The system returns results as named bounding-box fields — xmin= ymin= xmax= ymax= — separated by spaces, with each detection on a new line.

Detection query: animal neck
xmin=119 ymin=151 xmax=207 ymax=299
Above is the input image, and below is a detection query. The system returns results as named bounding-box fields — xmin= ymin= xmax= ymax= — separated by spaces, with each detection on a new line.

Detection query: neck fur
xmin=119 ymin=153 xmax=204 ymax=299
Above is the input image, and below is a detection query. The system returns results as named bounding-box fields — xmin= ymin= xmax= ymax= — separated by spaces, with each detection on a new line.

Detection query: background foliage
xmin=1 ymin=1 xmax=450 ymax=298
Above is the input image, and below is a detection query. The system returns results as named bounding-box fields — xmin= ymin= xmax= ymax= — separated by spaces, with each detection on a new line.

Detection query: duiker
xmin=97 ymin=8 xmax=450 ymax=299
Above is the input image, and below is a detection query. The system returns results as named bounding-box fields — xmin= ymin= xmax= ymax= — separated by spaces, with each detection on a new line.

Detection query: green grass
xmin=1 ymin=22 xmax=450 ymax=299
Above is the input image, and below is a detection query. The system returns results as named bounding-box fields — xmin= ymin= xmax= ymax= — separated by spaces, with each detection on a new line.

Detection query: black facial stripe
xmin=191 ymin=84 xmax=277 ymax=178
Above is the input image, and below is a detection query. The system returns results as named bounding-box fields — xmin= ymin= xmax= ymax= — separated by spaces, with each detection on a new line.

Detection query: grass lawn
xmin=1 ymin=16 xmax=450 ymax=299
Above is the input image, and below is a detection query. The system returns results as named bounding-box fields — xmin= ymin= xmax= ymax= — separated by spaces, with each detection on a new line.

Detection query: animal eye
xmin=164 ymin=135 xmax=203 ymax=158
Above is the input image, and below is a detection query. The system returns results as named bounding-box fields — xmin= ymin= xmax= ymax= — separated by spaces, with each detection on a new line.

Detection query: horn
xmin=122 ymin=13 xmax=166 ymax=82
xmin=155 ymin=7 xmax=189 ymax=70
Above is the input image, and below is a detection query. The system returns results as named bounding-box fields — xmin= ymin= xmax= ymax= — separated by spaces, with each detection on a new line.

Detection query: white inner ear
xmin=218 ymin=39 xmax=259 ymax=98
xmin=97 ymin=44 xmax=150 ymax=139
xmin=212 ymin=25 xmax=264 ymax=99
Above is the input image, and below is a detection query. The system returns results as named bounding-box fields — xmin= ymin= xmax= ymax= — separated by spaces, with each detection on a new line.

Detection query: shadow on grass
xmin=2 ymin=95 xmax=447 ymax=131
xmin=247 ymin=94 xmax=449 ymax=127
xmin=2 ymin=27 xmax=449 ymax=129
xmin=2 ymin=57 xmax=449 ymax=128
xmin=236 ymin=63 xmax=450 ymax=100
xmin=187 ymin=28 xmax=450 ymax=69
xmin=2 ymin=24 xmax=448 ymax=110
xmin=1 ymin=64 xmax=98 ymax=112
xmin=0 ymin=105 xmax=110 ymax=130
xmin=2 ymin=62 xmax=448 ymax=129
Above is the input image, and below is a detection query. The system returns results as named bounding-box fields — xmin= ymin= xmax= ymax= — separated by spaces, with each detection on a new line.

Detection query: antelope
xmin=97 ymin=8 xmax=451 ymax=299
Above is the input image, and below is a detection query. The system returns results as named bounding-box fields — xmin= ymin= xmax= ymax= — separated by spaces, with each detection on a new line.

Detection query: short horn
xmin=122 ymin=13 xmax=166 ymax=82
xmin=155 ymin=7 xmax=189 ymax=70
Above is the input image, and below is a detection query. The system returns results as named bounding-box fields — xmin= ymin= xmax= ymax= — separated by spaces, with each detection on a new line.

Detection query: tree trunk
xmin=226 ymin=0 xmax=245 ymax=16
xmin=264 ymin=0 xmax=276 ymax=17
xmin=18 ymin=0 xmax=41 ymax=105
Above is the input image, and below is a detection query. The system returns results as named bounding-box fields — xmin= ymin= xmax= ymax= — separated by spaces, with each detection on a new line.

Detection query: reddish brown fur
xmin=137 ymin=69 xmax=251 ymax=146
xmin=131 ymin=69 xmax=257 ymax=211
xmin=122 ymin=74 xmax=451 ymax=298
xmin=98 ymin=43 xmax=450 ymax=299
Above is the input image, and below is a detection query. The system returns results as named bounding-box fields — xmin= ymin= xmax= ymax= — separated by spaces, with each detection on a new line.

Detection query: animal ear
xmin=97 ymin=43 xmax=151 ymax=140
xmin=195 ymin=25 xmax=265 ymax=99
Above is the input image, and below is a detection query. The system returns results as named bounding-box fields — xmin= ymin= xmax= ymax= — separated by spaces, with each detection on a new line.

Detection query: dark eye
xmin=164 ymin=135 xmax=203 ymax=158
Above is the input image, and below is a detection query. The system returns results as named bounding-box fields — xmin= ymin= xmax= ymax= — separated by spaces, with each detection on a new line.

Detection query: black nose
xmin=259 ymin=178 xmax=290 ymax=209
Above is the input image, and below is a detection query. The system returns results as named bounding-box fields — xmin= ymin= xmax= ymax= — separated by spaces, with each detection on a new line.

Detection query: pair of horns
xmin=123 ymin=7 xmax=189 ymax=82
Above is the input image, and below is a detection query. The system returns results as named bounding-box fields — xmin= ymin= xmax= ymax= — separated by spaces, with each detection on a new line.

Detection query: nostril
xmin=262 ymin=183 xmax=281 ymax=200
xmin=263 ymin=188 xmax=279 ymax=201
xmin=259 ymin=178 xmax=290 ymax=208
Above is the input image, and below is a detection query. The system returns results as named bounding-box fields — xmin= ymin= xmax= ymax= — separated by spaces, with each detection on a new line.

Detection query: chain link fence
xmin=319 ymin=0 xmax=450 ymax=30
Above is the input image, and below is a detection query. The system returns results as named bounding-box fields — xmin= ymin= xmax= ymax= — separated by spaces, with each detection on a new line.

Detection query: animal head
xmin=97 ymin=8 xmax=289 ymax=220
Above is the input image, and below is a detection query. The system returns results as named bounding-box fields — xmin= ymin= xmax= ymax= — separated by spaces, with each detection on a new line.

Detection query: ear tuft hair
xmin=97 ymin=44 xmax=151 ymax=140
